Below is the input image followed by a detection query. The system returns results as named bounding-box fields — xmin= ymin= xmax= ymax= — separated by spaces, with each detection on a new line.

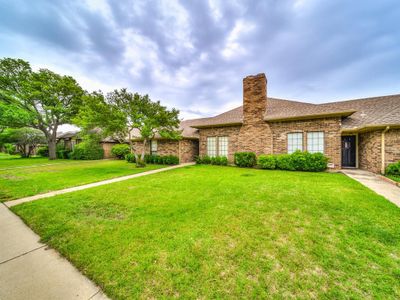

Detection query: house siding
xmin=101 ymin=142 xmax=117 ymax=159
xmin=199 ymin=126 xmax=241 ymax=162
xmin=179 ymin=139 xmax=199 ymax=163
xmin=359 ymin=131 xmax=382 ymax=173
xmin=269 ymin=117 xmax=342 ymax=168
xmin=384 ymin=129 xmax=400 ymax=170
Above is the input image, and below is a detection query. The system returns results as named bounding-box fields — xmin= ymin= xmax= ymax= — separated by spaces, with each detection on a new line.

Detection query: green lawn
xmin=0 ymin=156 xmax=72 ymax=168
xmin=0 ymin=159 xmax=165 ymax=201
xmin=12 ymin=166 xmax=400 ymax=299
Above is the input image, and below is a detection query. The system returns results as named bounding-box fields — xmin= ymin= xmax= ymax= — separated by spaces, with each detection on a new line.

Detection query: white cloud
xmin=221 ymin=19 xmax=255 ymax=59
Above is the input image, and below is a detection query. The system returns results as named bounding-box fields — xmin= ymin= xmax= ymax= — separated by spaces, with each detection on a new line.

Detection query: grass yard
xmin=0 ymin=159 xmax=165 ymax=201
xmin=12 ymin=165 xmax=400 ymax=299
xmin=0 ymin=156 xmax=68 ymax=168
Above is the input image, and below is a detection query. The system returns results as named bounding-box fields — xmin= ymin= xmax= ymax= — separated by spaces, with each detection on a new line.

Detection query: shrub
xmin=273 ymin=151 xmax=328 ymax=172
xmin=37 ymin=146 xmax=49 ymax=157
xmin=258 ymin=155 xmax=276 ymax=169
xmin=386 ymin=161 xmax=400 ymax=176
xmin=4 ymin=143 xmax=17 ymax=155
xmin=304 ymin=152 xmax=328 ymax=172
xmin=111 ymin=144 xmax=130 ymax=159
xmin=196 ymin=155 xmax=227 ymax=166
xmin=70 ymin=141 xmax=104 ymax=160
xmin=276 ymin=154 xmax=295 ymax=171
xmin=234 ymin=152 xmax=257 ymax=168
xmin=125 ymin=153 xmax=136 ymax=163
xmin=142 ymin=154 xmax=179 ymax=165
xmin=57 ymin=149 xmax=71 ymax=159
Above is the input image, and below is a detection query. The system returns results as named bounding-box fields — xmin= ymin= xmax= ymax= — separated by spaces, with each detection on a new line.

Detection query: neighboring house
xmin=56 ymin=131 xmax=119 ymax=158
xmin=143 ymin=73 xmax=400 ymax=174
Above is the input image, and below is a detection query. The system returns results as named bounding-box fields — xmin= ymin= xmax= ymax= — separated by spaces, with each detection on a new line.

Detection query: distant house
xmin=56 ymin=131 xmax=119 ymax=159
xmin=138 ymin=73 xmax=400 ymax=174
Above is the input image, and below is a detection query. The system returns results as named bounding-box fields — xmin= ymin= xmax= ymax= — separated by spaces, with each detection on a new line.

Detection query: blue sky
xmin=1 ymin=0 xmax=400 ymax=121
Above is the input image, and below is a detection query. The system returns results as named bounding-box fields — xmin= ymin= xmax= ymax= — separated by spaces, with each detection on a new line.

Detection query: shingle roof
xmin=187 ymin=94 xmax=400 ymax=131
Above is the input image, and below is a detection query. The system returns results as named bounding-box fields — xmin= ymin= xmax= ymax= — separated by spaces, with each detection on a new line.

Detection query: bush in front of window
xmin=270 ymin=151 xmax=328 ymax=172
xmin=195 ymin=155 xmax=228 ymax=166
xmin=386 ymin=161 xmax=400 ymax=176
xmin=143 ymin=154 xmax=179 ymax=165
xmin=234 ymin=152 xmax=257 ymax=168
xmin=276 ymin=154 xmax=295 ymax=171
xmin=111 ymin=144 xmax=130 ymax=159
xmin=257 ymin=155 xmax=277 ymax=169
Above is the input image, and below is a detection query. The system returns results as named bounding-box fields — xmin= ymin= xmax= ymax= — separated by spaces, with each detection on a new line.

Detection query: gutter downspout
xmin=381 ymin=126 xmax=390 ymax=174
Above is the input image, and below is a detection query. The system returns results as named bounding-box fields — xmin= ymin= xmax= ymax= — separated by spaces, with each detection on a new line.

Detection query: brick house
xmin=142 ymin=73 xmax=400 ymax=174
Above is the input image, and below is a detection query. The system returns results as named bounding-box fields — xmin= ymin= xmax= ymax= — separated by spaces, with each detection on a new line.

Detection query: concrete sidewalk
xmin=5 ymin=163 xmax=195 ymax=207
xmin=342 ymin=169 xmax=400 ymax=207
xmin=0 ymin=203 xmax=109 ymax=300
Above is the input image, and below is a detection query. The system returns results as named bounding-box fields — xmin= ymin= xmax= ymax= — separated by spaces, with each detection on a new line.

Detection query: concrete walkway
xmin=5 ymin=163 xmax=194 ymax=207
xmin=342 ymin=169 xmax=400 ymax=207
xmin=1 ymin=163 xmax=194 ymax=299
xmin=0 ymin=204 xmax=109 ymax=300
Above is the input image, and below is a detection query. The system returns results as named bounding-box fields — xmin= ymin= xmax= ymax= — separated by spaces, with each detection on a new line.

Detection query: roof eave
xmin=264 ymin=110 xmax=356 ymax=122
xmin=190 ymin=122 xmax=243 ymax=129
xmin=341 ymin=123 xmax=400 ymax=133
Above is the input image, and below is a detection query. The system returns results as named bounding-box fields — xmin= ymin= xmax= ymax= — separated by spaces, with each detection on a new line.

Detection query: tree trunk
xmin=141 ymin=139 xmax=147 ymax=162
xmin=48 ymin=138 xmax=57 ymax=160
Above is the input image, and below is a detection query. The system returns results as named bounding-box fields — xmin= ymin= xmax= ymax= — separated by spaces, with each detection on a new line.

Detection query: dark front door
xmin=341 ymin=136 xmax=356 ymax=167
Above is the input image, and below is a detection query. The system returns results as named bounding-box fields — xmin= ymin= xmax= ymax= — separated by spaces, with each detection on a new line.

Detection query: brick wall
xmin=359 ymin=131 xmax=382 ymax=173
xmin=384 ymin=128 xmax=400 ymax=168
xmin=269 ymin=117 xmax=342 ymax=168
xmin=101 ymin=142 xmax=117 ymax=158
xmin=132 ymin=139 xmax=198 ymax=163
xmin=179 ymin=139 xmax=199 ymax=163
xmin=199 ymin=126 xmax=241 ymax=162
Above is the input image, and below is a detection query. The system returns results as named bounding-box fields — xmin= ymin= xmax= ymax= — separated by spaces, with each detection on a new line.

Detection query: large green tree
xmin=0 ymin=127 xmax=46 ymax=157
xmin=75 ymin=89 xmax=181 ymax=164
xmin=0 ymin=58 xmax=84 ymax=159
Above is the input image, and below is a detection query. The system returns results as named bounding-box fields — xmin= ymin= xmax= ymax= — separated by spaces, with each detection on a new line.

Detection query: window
xmin=150 ymin=140 xmax=158 ymax=155
xmin=207 ymin=137 xmax=217 ymax=157
xmin=287 ymin=132 xmax=303 ymax=153
xmin=307 ymin=132 xmax=324 ymax=153
xmin=218 ymin=136 xmax=228 ymax=157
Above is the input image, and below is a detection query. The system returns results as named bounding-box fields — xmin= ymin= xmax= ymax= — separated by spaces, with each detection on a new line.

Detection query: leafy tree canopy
xmin=0 ymin=58 xmax=85 ymax=159
xmin=74 ymin=89 xmax=181 ymax=164
xmin=0 ymin=127 xmax=46 ymax=157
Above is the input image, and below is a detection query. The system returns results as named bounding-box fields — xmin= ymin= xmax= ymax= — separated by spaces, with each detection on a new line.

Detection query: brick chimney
xmin=242 ymin=73 xmax=267 ymax=125
xmin=238 ymin=73 xmax=272 ymax=155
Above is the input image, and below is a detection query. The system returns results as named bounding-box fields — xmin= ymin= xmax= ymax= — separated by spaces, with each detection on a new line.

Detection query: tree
xmin=0 ymin=58 xmax=84 ymax=159
xmin=75 ymin=89 xmax=181 ymax=165
xmin=0 ymin=127 xmax=46 ymax=157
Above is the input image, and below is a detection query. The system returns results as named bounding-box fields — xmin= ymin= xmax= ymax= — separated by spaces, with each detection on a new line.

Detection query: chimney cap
xmin=243 ymin=73 xmax=266 ymax=81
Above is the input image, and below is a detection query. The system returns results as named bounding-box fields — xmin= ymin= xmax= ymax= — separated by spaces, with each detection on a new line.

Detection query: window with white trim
xmin=287 ymin=132 xmax=303 ymax=154
xmin=307 ymin=132 xmax=324 ymax=153
xmin=218 ymin=136 xmax=228 ymax=157
xmin=207 ymin=137 xmax=217 ymax=157
xmin=150 ymin=140 xmax=158 ymax=155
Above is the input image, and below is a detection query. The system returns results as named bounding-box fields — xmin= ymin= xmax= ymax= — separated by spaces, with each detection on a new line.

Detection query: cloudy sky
xmin=1 ymin=0 xmax=400 ymax=122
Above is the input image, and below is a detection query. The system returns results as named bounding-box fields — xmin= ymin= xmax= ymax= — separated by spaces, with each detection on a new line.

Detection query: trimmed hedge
xmin=257 ymin=155 xmax=276 ymax=169
xmin=126 ymin=154 xmax=179 ymax=165
xmin=70 ymin=142 xmax=104 ymax=160
xmin=111 ymin=144 xmax=130 ymax=159
xmin=386 ymin=161 xmax=400 ymax=176
xmin=195 ymin=155 xmax=228 ymax=166
xmin=258 ymin=151 xmax=328 ymax=172
xmin=234 ymin=152 xmax=257 ymax=168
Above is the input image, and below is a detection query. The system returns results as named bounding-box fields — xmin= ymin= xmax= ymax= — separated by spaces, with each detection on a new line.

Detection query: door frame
xmin=341 ymin=133 xmax=359 ymax=168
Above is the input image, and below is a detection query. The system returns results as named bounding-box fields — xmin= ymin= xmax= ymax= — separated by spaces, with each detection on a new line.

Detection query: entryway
xmin=341 ymin=135 xmax=357 ymax=168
